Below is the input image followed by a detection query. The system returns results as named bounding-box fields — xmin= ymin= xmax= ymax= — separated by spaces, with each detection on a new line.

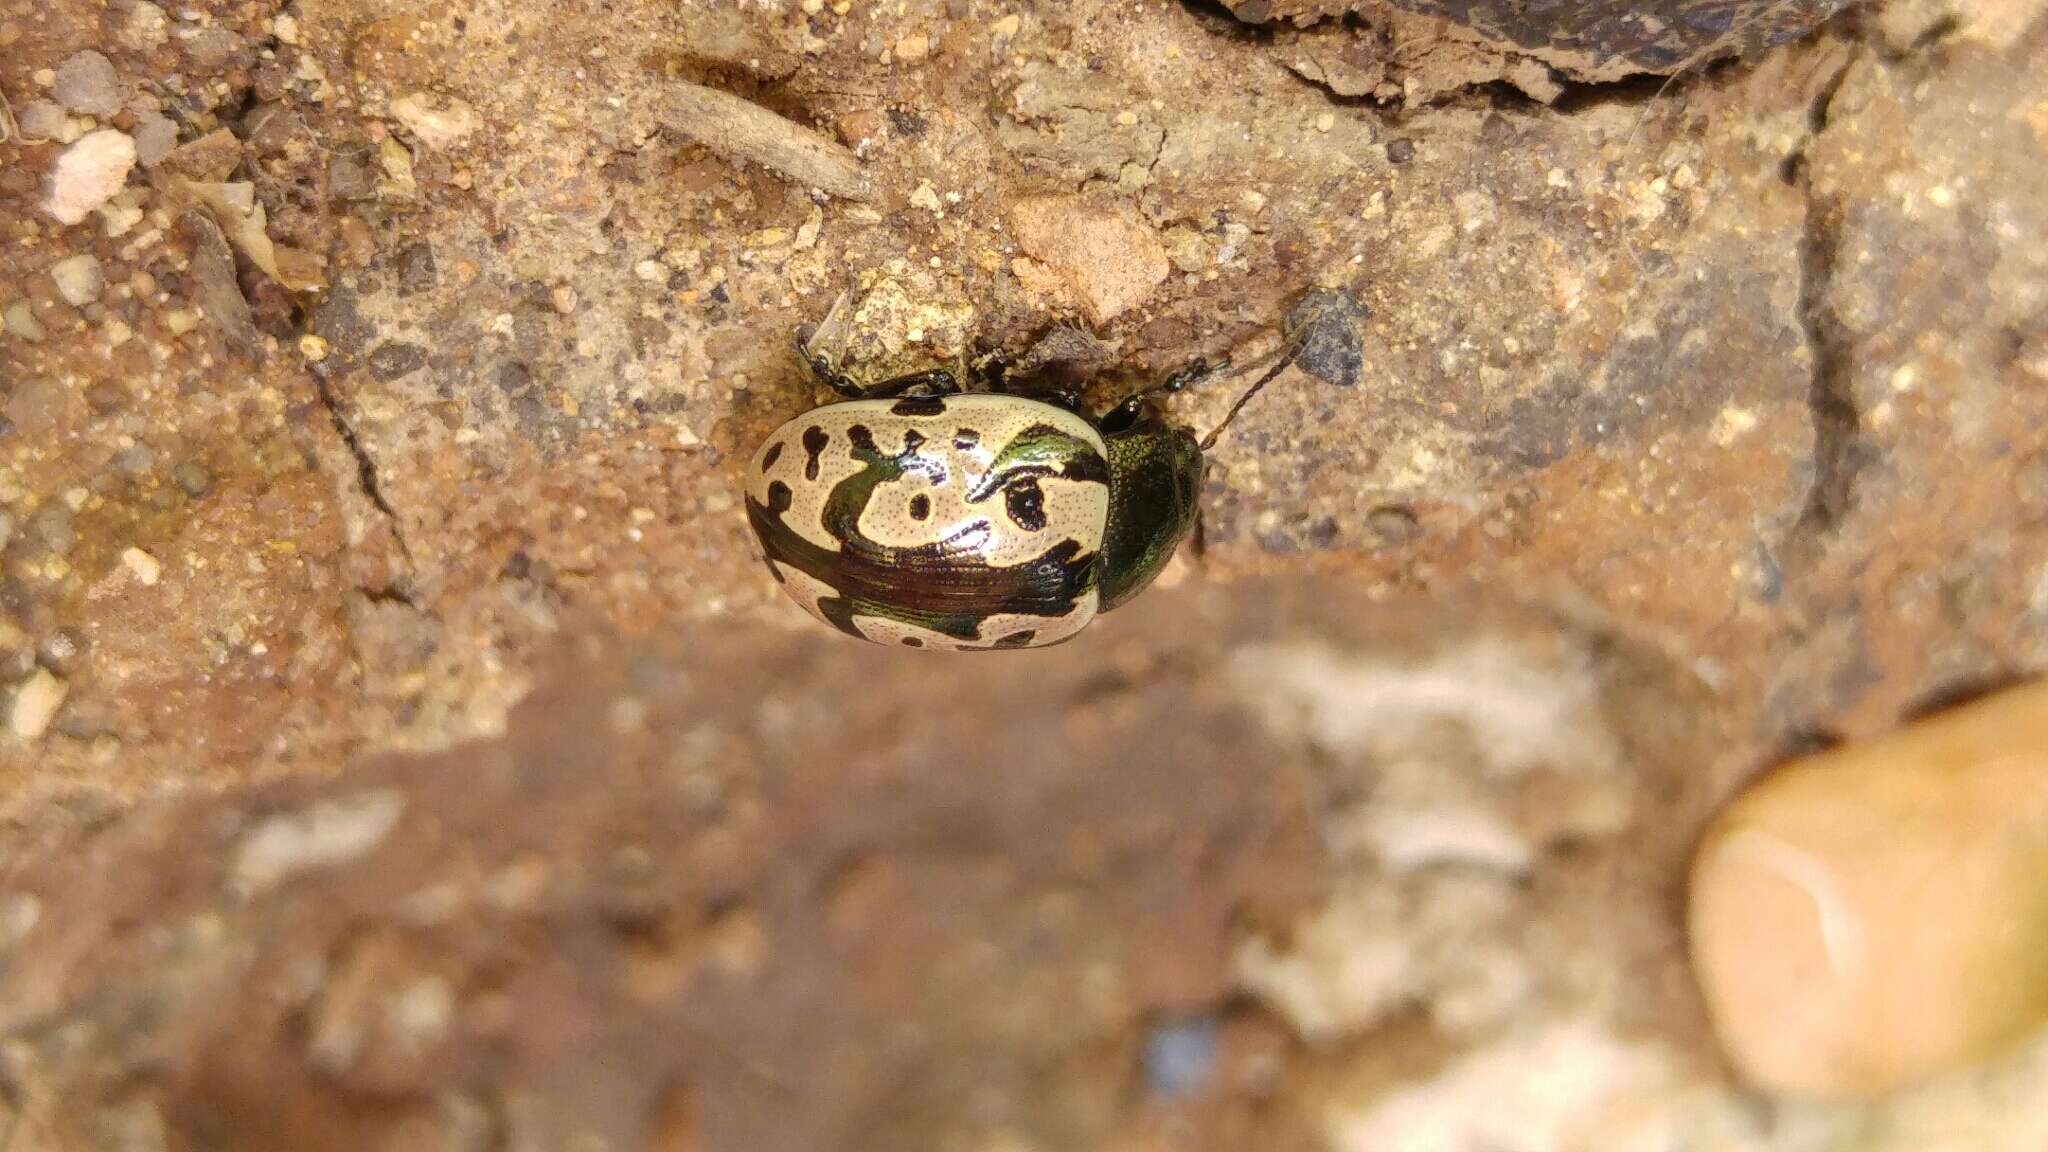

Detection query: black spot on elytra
xmin=802 ymin=427 xmax=829 ymax=480
xmin=761 ymin=442 xmax=784 ymax=471
xmin=902 ymin=636 xmax=924 ymax=647
xmin=902 ymin=429 xmax=925 ymax=452
xmin=993 ymin=630 xmax=1037 ymax=648
xmin=1005 ymin=478 xmax=1048 ymax=532
xmin=953 ymin=429 xmax=980 ymax=450
xmin=892 ymin=395 xmax=947 ymax=416
xmin=766 ymin=481 xmax=793 ymax=513
xmin=847 ymin=425 xmax=877 ymax=453
xmin=909 ymin=494 xmax=931 ymax=520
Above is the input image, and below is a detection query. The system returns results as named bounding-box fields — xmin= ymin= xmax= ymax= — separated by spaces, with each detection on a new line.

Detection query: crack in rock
xmin=1784 ymin=49 xmax=1859 ymax=564
xmin=312 ymin=371 xmax=416 ymax=570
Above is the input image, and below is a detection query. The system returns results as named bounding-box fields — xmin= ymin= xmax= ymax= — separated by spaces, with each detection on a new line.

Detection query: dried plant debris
xmin=659 ymin=80 xmax=874 ymax=201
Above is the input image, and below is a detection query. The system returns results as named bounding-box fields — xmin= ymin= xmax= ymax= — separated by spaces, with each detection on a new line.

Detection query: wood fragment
xmin=658 ymin=81 xmax=874 ymax=202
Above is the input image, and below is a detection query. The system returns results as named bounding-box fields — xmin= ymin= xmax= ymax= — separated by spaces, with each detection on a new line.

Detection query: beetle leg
xmin=793 ymin=329 xmax=866 ymax=398
xmin=1149 ymin=355 xmax=1232 ymax=397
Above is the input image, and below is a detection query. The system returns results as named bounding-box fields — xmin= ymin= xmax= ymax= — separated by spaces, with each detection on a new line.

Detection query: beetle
xmin=744 ymin=289 xmax=1361 ymax=650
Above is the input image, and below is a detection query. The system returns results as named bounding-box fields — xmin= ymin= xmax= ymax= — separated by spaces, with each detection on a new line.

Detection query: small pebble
xmin=174 ymin=460 xmax=215 ymax=498
xmin=1007 ymin=194 xmax=1170 ymax=325
xmin=99 ymin=192 xmax=144 ymax=238
xmin=894 ymin=32 xmax=930 ymax=61
xmin=48 ymin=254 xmax=105 ymax=307
xmin=550 ymin=285 xmax=578 ymax=314
xmin=132 ymin=112 xmax=178 ymax=166
xmin=9 ymin=668 xmax=68 ymax=741
xmin=389 ymin=92 xmax=480 ymax=150
xmin=1315 ymin=112 xmax=1335 ymax=132
xmin=1690 ymin=679 xmax=2048 ymax=1098
xmin=299 ymin=334 xmax=331 ymax=362
xmin=51 ymin=51 xmax=121 ymax=117
xmin=3 ymin=302 xmax=45 ymax=342
xmin=15 ymin=100 xmax=66 ymax=142
xmin=44 ymin=129 xmax=136 ymax=225
xmin=120 ymin=2 xmax=169 ymax=50
xmin=120 ymin=548 xmax=162 ymax=586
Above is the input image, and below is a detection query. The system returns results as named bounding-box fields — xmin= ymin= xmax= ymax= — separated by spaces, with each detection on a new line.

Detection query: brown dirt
xmin=1 ymin=0 xmax=2045 ymax=1145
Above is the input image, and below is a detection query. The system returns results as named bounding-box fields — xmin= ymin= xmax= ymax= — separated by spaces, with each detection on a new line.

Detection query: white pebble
xmin=9 ymin=669 xmax=68 ymax=741
xmin=49 ymin=253 xmax=105 ymax=307
xmin=389 ymin=92 xmax=480 ymax=150
xmin=121 ymin=547 xmax=162 ymax=586
xmin=4 ymin=302 xmax=46 ymax=342
xmin=232 ymin=791 xmax=408 ymax=894
xmin=44 ymin=129 xmax=137 ymax=226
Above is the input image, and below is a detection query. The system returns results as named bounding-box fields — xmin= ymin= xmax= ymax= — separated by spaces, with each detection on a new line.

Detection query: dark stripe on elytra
xmin=802 ymin=426 xmax=829 ymax=480
xmin=761 ymin=442 xmax=783 ymax=471
xmin=965 ymin=423 xmax=1110 ymax=504
xmin=892 ymin=395 xmax=947 ymax=416
xmin=954 ymin=429 xmax=980 ymax=450
xmin=747 ymin=497 xmax=1095 ymax=641
xmin=902 ymin=637 xmax=924 ymax=647
xmin=993 ymin=630 xmax=1037 ymax=648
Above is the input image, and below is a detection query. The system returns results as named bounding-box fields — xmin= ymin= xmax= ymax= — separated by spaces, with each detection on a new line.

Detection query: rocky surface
xmin=1230 ymin=0 xmax=1856 ymax=94
xmin=0 ymin=0 xmax=2045 ymax=1143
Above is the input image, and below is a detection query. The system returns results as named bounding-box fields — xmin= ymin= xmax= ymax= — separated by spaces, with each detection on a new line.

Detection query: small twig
xmin=659 ymin=81 xmax=874 ymax=202
xmin=0 ymin=89 xmax=17 ymax=146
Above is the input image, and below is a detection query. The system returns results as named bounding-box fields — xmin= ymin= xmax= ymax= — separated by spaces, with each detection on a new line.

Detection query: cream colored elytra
xmin=746 ymin=394 xmax=1113 ymax=650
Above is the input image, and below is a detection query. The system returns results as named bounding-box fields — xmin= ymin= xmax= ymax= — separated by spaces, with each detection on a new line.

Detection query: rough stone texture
xmin=1223 ymin=0 xmax=1855 ymax=83
xmin=1765 ymin=24 xmax=2048 ymax=735
xmin=0 ymin=0 xmax=2045 ymax=1142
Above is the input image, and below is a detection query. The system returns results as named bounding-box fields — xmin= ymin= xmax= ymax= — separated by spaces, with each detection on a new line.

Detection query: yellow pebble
xmin=1689 ymin=680 xmax=2048 ymax=1098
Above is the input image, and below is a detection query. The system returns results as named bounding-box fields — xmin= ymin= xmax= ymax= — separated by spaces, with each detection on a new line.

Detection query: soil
xmin=1 ymin=0 xmax=2045 ymax=1146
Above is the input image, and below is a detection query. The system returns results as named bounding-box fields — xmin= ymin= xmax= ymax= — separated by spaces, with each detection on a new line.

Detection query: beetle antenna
xmin=1198 ymin=337 xmax=1307 ymax=451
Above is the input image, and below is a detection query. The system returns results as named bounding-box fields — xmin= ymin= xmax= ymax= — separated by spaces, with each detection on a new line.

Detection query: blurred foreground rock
xmin=5 ymin=578 xmax=2048 ymax=1151
xmin=1692 ymin=679 xmax=2048 ymax=1099
xmin=0 ymin=578 xmax=1697 ymax=1149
